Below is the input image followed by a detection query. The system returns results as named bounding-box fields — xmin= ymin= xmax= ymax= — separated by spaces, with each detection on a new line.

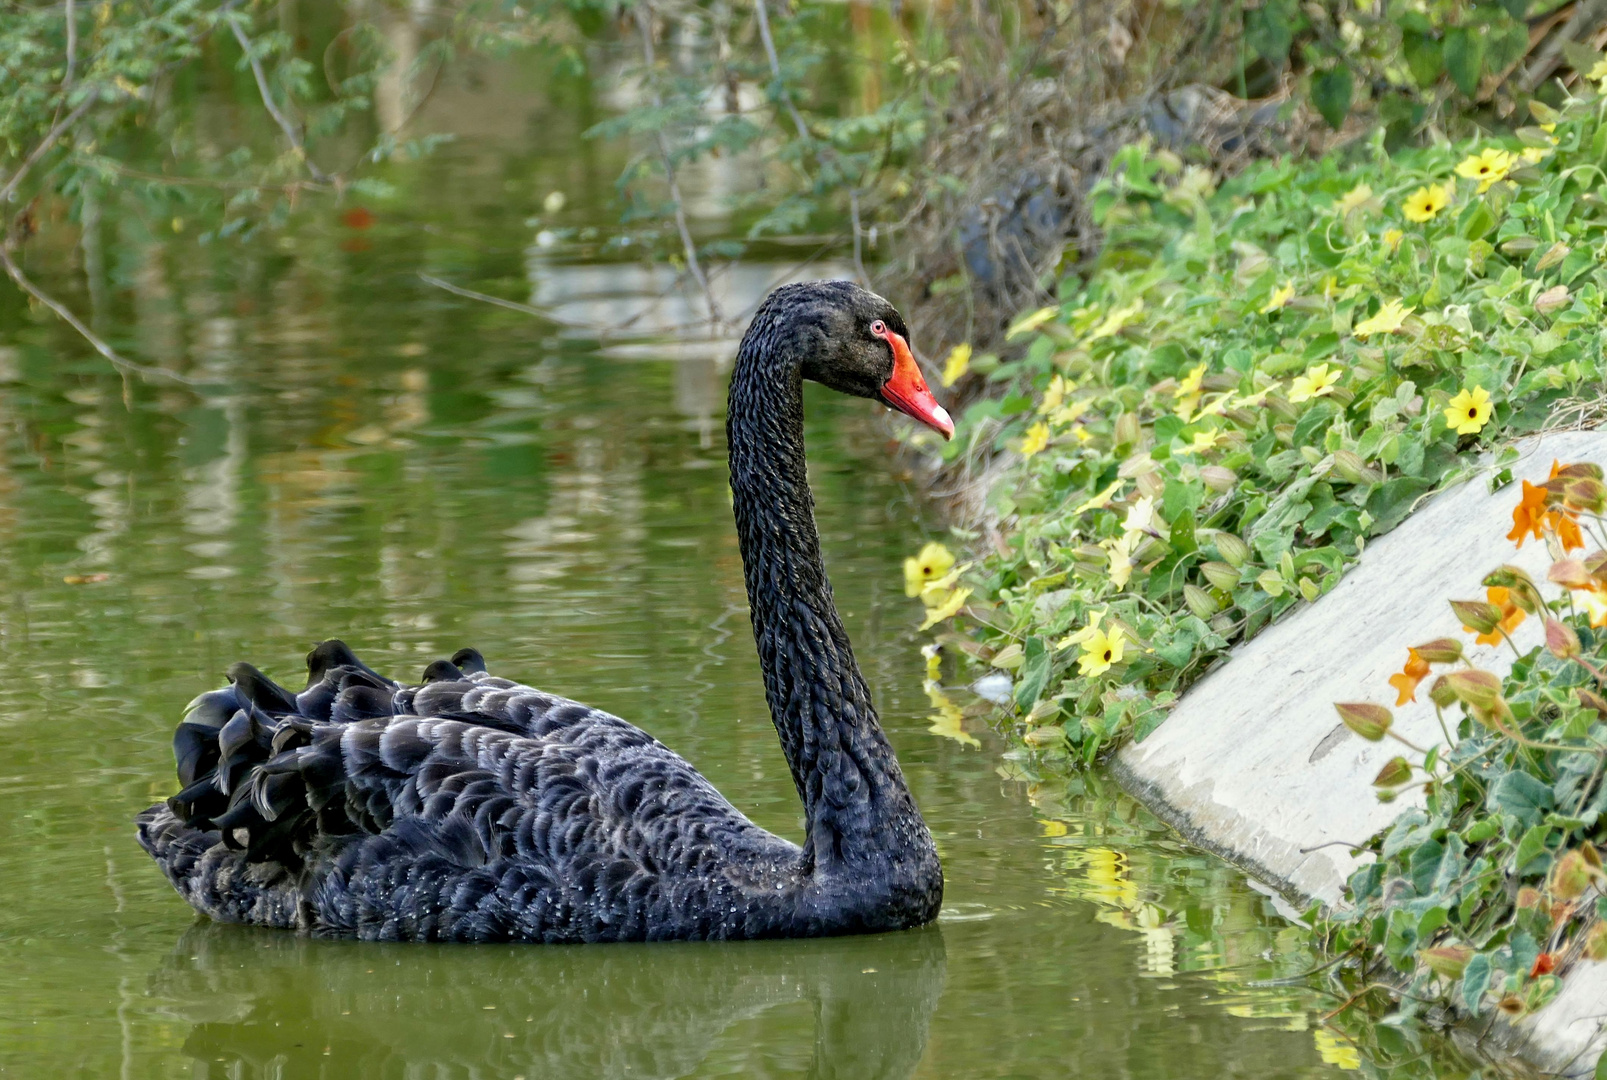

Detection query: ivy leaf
xmin=1489 ymin=771 xmax=1555 ymax=829
xmin=1245 ymin=4 xmax=1294 ymax=65
xmin=1513 ymin=824 xmax=1553 ymax=873
xmin=1402 ymin=31 xmax=1444 ymax=88
xmin=1365 ymin=477 xmax=1435 ymax=534
xmin=1311 ymin=67 xmax=1354 ymax=131
xmin=1462 ymin=952 xmax=1493 ymax=1011
xmin=1444 ymin=27 xmax=1485 ymax=96
xmin=1013 ymin=636 xmax=1051 ymax=711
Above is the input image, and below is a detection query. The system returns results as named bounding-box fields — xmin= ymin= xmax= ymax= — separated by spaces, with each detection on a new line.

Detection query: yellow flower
xmin=1259 ymin=283 xmax=1295 ymax=314
xmin=1353 ymin=299 xmax=1412 ymax=338
xmin=1038 ymin=374 xmax=1072 ymax=414
xmin=1057 ymin=607 xmax=1107 ymax=650
xmin=1382 ymin=228 xmax=1404 ymax=251
xmin=1288 ymin=363 xmax=1342 ymax=403
xmin=1581 ymin=590 xmax=1607 ymax=629
xmin=1401 ymin=183 xmax=1450 ymax=223
xmin=1006 ymin=306 xmax=1058 ymax=340
xmin=1088 ymin=299 xmax=1144 ymax=342
xmin=1443 ymin=385 xmax=1493 ymax=436
xmin=1049 ymin=400 xmax=1088 ymax=427
xmin=1175 ymin=362 xmax=1206 ymax=399
xmin=1105 ymin=532 xmax=1139 ymax=589
xmin=1122 ymin=496 xmax=1158 ymax=535
xmin=1588 ymin=57 xmax=1607 ymax=85
xmin=1521 ymin=146 xmax=1552 ymax=165
xmin=1077 ymin=624 xmax=1126 ymax=677
xmin=940 ymin=343 xmax=972 ymax=387
xmin=1454 ymin=148 xmax=1514 ymax=193
xmin=1174 ymin=361 xmax=1206 ymax=418
xmin=1181 ymin=429 xmax=1223 ymax=454
xmin=1019 ymin=421 xmax=1050 ymax=458
xmin=918 ymin=587 xmax=972 ymax=631
xmin=904 ymin=542 xmax=956 ymax=597
xmin=1075 ymin=480 xmax=1124 ymax=514
xmin=1335 ymin=182 xmax=1372 ymax=216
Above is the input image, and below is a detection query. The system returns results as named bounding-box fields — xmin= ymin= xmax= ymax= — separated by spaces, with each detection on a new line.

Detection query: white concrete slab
xmin=1109 ymin=427 xmax=1607 ymax=1075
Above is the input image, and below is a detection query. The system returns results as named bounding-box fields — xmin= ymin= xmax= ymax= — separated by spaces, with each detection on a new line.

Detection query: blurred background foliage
xmin=10 ymin=0 xmax=1607 ymax=376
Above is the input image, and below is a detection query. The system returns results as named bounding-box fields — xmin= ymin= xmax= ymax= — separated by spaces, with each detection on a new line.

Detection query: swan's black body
xmin=136 ymin=281 xmax=945 ymax=942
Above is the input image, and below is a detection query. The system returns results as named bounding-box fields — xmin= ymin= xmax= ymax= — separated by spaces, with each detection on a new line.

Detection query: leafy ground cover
xmin=1319 ymin=464 xmax=1607 ymax=1029
xmin=906 ymin=87 xmax=1607 ymax=764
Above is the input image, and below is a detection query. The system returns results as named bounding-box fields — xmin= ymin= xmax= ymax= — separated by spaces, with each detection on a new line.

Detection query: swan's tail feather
xmin=144 ymin=641 xmax=493 ymax=879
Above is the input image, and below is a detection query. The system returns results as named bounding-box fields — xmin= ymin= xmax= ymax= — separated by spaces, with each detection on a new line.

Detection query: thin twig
xmin=633 ymin=4 xmax=721 ymax=327
xmin=0 ymin=93 xmax=98 ymax=206
xmin=849 ymin=187 xmax=867 ymax=286
xmin=754 ymin=0 xmax=870 ymax=286
xmin=753 ymin=0 xmax=810 ymax=142
xmin=64 ymin=0 xmax=77 ymax=89
xmin=227 ymin=14 xmax=331 ymax=184
xmin=0 ymin=245 xmax=203 ymax=387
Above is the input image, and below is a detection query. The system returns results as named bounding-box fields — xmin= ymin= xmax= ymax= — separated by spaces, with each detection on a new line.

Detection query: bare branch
xmin=753 ymin=0 xmax=810 ymax=142
xmin=0 ymin=93 xmax=98 ymax=207
xmin=633 ymin=3 xmax=722 ymax=327
xmin=64 ymin=0 xmax=77 ymax=88
xmin=0 ymin=244 xmax=204 ymax=387
xmin=227 ymin=14 xmax=331 ymax=183
xmin=754 ymin=0 xmax=867 ymax=285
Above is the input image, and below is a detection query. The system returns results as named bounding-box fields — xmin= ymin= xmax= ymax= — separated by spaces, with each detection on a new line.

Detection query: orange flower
xmin=1509 ymin=480 xmax=1549 ymax=547
xmin=1389 ymin=648 xmax=1433 ymax=705
xmin=1463 ymin=586 xmax=1526 ymax=646
xmin=1547 ymin=509 xmax=1585 ymax=551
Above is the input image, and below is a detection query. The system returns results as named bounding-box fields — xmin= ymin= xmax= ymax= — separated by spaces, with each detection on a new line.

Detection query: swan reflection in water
xmin=150 ymin=922 xmax=945 ymax=1079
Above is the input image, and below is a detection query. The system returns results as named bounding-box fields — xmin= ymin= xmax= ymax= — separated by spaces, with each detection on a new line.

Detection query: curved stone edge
xmin=1110 ymin=427 xmax=1607 ymax=1077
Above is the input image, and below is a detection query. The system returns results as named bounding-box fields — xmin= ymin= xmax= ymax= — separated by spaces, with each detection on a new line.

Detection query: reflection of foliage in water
xmin=1011 ymin=757 xmax=1503 ymax=1078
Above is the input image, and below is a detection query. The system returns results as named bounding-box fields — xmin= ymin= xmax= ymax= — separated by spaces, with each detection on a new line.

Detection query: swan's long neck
xmin=726 ymin=326 xmax=935 ymax=884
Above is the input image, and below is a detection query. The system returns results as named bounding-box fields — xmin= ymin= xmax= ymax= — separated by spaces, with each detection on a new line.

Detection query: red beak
xmin=877 ymin=329 xmax=954 ymax=440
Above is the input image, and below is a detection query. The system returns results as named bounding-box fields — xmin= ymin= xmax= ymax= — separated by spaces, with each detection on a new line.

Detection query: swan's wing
xmin=144 ymin=642 xmax=794 ymax=939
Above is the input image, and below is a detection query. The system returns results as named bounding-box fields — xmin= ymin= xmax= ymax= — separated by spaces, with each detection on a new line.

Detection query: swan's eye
xmin=869 ymin=319 xmax=887 ymax=337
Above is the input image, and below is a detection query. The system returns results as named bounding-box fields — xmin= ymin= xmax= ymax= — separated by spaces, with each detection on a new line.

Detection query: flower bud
xmin=1335 ymin=702 xmax=1392 ymax=741
xmin=1428 ymin=675 xmax=1458 ymax=709
xmin=1420 ymin=944 xmax=1473 ymax=979
xmin=1535 ymin=284 xmax=1571 ymax=315
xmin=1201 ymin=561 xmax=1242 ymax=591
xmin=1183 ymin=584 xmax=1218 ymax=620
xmin=1554 ymin=462 xmax=1605 ymax=481
xmin=1114 ymin=412 xmax=1141 ymax=449
xmin=1373 ymin=757 xmax=1412 ymax=787
xmin=1549 ymin=559 xmax=1594 ymax=590
xmin=1450 ymin=599 xmax=1502 ymax=635
xmin=1410 ymin=638 xmax=1464 ymax=665
xmin=1564 ymin=477 xmax=1607 ymax=514
xmin=1587 ymin=922 xmax=1607 ymax=961
xmin=1333 ymin=449 xmax=1367 ymax=483
xmin=1214 ymin=533 xmax=1250 ymax=568
xmin=1445 ymin=669 xmax=1503 ymax=712
xmin=1483 ymin=566 xmax=1543 ymax=614
xmin=1546 ymin=617 xmax=1582 ymax=660
xmin=1517 ymin=886 xmax=1543 ymax=910
xmin=1579 ymin=688 xmax=1607 ymax=718
xmin=1199 ymin=465 xmax=1238 ymax=492
xmin=1551 ymin=850 xmax=1593 ymax=900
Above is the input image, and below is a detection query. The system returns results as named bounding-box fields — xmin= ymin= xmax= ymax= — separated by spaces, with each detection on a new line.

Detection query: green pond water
xmin=0 ymin=23 xmax=1457 ymax=1080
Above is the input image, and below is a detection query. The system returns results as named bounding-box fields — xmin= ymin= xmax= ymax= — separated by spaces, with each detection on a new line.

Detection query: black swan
xmin=136 ymin=280 xmax=954 ymax=942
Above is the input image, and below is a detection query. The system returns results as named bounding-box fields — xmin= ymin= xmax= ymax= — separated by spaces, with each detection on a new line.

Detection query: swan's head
xmin=779 ymin=280 xmax=954 ymax=440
